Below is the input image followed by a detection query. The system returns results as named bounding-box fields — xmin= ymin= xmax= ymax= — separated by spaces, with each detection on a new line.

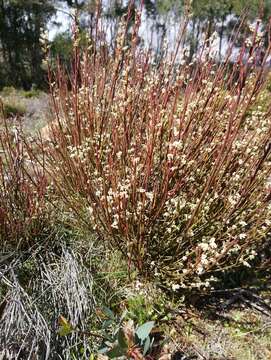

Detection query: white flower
xmin=179 ymin=199 xmax=186 ymax=209
xmin=137 ymin=188 xmax=146 ymax=193
xmin=111 ymin=214 xmax=119 ymax=229
xmin=87 ymin=206 xmax=93 ymax=215
xmin=209 ymin=237 xmax=217 ymax=249
xmin=239 ymin=233 xmax=247 ymax=239
xmin=146 ymin=192 xmax=154 ymax=201
xmin=201 ymin=254 xmax=208 ymax=265
xmin=171 ymin=140 xmax=182 ymax=150
xmin=111 ymin=221 xmax=119 ymax=229
xmin=187 ymin=228 xmax=194 ymax=237
xmin=172 ymin=284 xmax=180 ymax=291
xmin=199 ymin=243 xmax=209 ymax=251
xmin=242 ymin=260 xmax=251 ymax=268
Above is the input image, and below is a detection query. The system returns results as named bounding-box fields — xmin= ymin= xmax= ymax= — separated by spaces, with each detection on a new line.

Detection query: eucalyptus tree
xmin=0 ymin=0 xmax=57 ymax=88
xmin=155 ymin=0 xmax=271 ymax=60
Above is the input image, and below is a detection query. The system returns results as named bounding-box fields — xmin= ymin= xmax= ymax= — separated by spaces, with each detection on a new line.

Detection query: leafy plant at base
xmin=126 ymin=287 xmax=173 ymax=325
xmin=55 ymin=305 xmax=156 ymax=359
xmin=97 ymin=308 xmax=155 ymax=359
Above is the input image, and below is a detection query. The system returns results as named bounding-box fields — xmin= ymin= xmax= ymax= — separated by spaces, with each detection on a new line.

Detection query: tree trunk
xmin=219 ymin=15 xmax=225 ymax=60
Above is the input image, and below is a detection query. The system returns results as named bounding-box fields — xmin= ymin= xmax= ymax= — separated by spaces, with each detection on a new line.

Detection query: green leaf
xmin=58 ymin=323 xmax=73 ymax=336
xmin=135 ymin=321 xmax=155 ymax=343
xmin=119 ymin=310 xmax=128 ymax=323
xmin=107 ymin=345 xmax=126 ymax=358
xmin=118 ymin=328 xmax=128 ymax=350
xmin=102 ymin=319 xmax=114 ymax=329
xmin=102 ymin=306 xmax=115 ymax=320
xmin=98 ymin=347 xmax=110 ymax=354
xmin=143 ymin=336 xmax=151 ymax=356
xmin=58 ymin=315 xmax=73 ymax=336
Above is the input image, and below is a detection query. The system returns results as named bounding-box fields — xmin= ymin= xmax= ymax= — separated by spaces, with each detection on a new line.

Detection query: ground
xmin=169 ymin=291 xmax=271 ymax=359
xmin=0 ymin=87 xmax=50 ymax=134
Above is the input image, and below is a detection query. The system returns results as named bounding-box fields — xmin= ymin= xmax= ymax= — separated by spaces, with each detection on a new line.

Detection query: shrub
xmin=0 ymin=120 xmax=50 ymax=251
xmin=1 ymin=86 xmax=16 ymax=96
xmin=50 ymin=31 xmax=73 ymax=68
xmin=1 ymin=101 xmax=26 ymax=119
xmin=38 ymin=12 xmax=271 ymax=289
xmin=21 ymin=89 xmax=41 ymax=99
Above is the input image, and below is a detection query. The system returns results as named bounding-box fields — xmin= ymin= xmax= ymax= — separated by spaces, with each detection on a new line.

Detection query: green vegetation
xmin=50 ymin=31 xmax=73 ymax=65
xmin=1 ymin=101 xmax=26 ymax=118
xmin=0 ymin=0 xmax=54 ymax=89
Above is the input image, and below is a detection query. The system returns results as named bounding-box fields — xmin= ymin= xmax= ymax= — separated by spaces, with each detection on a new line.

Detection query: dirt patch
xmin=169 ymin=288 xmax=271 ymax=359
xmin=0 ymin=88 xmax=51 ymax=135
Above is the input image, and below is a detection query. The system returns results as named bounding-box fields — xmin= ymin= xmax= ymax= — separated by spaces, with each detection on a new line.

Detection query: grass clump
xmin=1 ymin=101 xmax=26 ymax=119
xmin=21 ymin=89 xmax=41 ymax=99
xmin=1 ymin=86 xmax=16 ymax=97
xmin=0 ymin=248 xmax=95 ymax=359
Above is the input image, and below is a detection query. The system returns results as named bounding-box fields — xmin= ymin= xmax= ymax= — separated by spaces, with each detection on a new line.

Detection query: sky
xmin=48 ymin=3 xmax=71 ymax=40
xmin=47 ymin=4 xmax=264 ymax=63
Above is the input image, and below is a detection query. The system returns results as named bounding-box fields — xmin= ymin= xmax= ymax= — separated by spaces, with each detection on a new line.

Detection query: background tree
xmin=0 ymin=0 xmax=56 ymax=89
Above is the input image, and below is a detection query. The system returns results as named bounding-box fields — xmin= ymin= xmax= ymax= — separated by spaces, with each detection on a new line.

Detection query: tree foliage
xmin=0 ymin=0 xmax=271 ymax=89
xmin=0 ymin=0 xmax=56 ymax=89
